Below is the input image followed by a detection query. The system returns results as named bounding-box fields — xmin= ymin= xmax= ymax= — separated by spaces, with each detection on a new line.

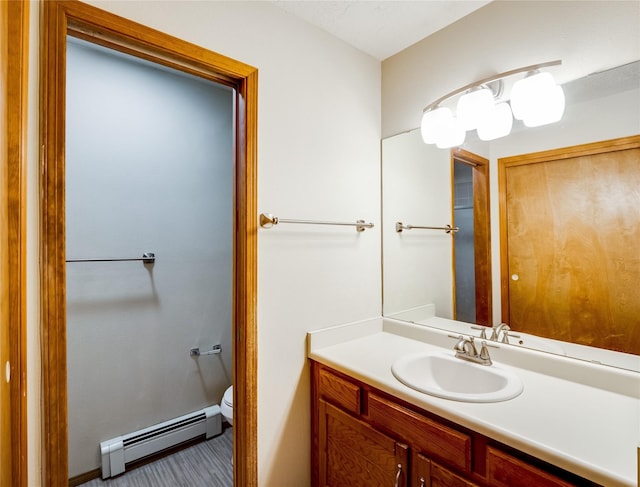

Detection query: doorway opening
xmin=451 ymin=148 xmax=492 ymax=326
xmin=65 ymin=36 xmax=236 ymax=483
xmin=41 ymin=2 xmax=257 ymax=486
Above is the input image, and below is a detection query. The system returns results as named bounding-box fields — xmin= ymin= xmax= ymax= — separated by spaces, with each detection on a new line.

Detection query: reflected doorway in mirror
xmin=452 ymin=149 xmax=492 ymax=327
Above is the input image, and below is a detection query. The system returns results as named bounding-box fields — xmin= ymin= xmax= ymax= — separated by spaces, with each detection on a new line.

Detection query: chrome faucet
xmin=453 ymin=335 xmax=492 ymax=366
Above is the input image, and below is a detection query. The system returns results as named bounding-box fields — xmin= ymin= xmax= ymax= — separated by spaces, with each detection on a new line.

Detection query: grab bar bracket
xmin=190 ymin=344 xmax=222 ymax=357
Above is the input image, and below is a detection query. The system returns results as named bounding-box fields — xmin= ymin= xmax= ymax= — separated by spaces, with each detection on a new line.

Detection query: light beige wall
xmin=382 ymin=132 xmax=453 ymax=318
xmin=26 ymin=1 xmax=381 ymax=485
xmin=382 ymin=0 xmax=640 ymax=137
xmin=26 ymin=2 xmax=40 ymax=484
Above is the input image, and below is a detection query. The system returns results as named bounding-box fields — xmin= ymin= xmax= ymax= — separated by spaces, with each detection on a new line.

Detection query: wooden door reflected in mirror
xmin=500 ymin=136 xmax=640 ymax=355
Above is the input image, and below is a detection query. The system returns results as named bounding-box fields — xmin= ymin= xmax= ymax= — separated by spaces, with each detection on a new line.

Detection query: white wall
xmin=65 ymin=39 xmax=234 ymax=476
xmin=26 ymin=1 xmax=381 ymax=485
xmin=381 ymin=132 xmax=452 ymax=318
xmin=26 ymin=3 xmax=41 ymax=483
xmin=382 ymin=0 xmax=640 ymax=138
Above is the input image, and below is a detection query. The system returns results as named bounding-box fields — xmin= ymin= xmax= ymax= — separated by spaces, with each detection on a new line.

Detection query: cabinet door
xmin=415 ymin=453 xmax=479 ymax=487
xmin=318 ymin=399 xmax=408 ymax=487
xmin=431 ymin=462 xmax=478 ymax=487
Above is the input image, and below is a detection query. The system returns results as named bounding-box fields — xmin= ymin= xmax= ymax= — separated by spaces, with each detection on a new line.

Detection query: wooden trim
xmin=68 ymin=468 xmax=100 ymax=487
xmin=499 ymin=135 xmax=640 ymax=167
xmin=2 ymin=0 xmax=30 ymax=484
xmin=0 ymin=3 xmax=9 ymax=475
xmin=233 ymin=61 xmax=259 ymax=487
xmin=40 ymin=2 xmax=258 ymax=486
xmin=451 ymin=148 xmax=492 ymax=326
xmin=449 ymin=155 xmax=457 ymax=319
xmin=41 ymin=3 xmax=69 ymax=483
xmin=310 ymin=362 xmax=320 ymax=487
xmin=498 ymin=135 xmax=640 ymax=323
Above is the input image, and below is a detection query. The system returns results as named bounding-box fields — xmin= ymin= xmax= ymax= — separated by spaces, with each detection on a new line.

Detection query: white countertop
xmin=308 ymin=317 xmax=640 ymax=487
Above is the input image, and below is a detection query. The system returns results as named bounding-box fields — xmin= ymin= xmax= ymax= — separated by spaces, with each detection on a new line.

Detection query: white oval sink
xmin=391 ymin=351 xmax=523 ymax=403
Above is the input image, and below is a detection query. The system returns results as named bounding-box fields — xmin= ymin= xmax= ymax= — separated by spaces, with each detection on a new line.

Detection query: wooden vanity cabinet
xmin=318 ymin=399 xmax=408 ymax=486
xmin=311 ymin=361 xmax=598 ymax=487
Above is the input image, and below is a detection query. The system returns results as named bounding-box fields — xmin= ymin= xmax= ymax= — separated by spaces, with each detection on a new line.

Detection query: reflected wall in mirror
xmin=382 ymin=61 xmax=640 ymax=371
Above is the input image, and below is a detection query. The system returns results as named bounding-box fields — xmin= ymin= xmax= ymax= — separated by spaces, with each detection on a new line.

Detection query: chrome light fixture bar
xmin=421 ymin=60 xmax=564 ymax=149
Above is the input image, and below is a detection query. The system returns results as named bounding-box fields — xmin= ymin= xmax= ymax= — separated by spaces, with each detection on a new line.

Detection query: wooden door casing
xmin=452 ymin=148 xmax=492 ymax=327
xmin=41 ymin=2 xmax=258 ymax=485
xmin=1 ymin=1 xmax=29 ymax=485
xmin=499 ymin=136 xmax=640 ymax=355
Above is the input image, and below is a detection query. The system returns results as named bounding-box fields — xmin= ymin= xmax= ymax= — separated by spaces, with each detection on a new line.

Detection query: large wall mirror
xmin=382 ymin=60 xmax=639 ymax=372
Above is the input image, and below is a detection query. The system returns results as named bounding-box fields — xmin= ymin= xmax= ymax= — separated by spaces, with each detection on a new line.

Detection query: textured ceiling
xmin=270 ymin=1 xmax=492 ymax=60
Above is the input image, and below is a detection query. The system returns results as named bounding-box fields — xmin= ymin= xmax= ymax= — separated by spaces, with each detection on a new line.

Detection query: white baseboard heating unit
xmin=100 ymin=405 xmax=221 ymax=479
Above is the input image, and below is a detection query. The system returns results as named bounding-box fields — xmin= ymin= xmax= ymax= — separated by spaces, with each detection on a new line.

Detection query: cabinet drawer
xmin=318 ymin=367 xmax=361 ymax=415
xmin=368 ymin=393 xmax=471 ymax=473
xmin=487 ymin=446 xmax=576 ymax=487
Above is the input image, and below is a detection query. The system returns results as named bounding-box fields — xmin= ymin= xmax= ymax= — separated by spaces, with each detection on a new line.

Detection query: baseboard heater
xmin=100 ymin=405 xmax=221 ymax=479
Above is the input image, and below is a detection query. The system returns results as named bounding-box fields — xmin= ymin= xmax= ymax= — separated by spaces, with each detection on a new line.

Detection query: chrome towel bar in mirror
xmin=395 ymin=222 xmax=459 ymax=234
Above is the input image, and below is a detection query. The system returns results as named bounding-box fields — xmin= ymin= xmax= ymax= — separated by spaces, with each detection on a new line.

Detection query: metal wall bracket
xmin=190 ymin=344 xmax=222 ymax=357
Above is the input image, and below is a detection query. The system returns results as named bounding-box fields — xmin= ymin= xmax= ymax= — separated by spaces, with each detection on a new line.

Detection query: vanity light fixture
xmin=421 ymin=60 xmax=564 ymax=148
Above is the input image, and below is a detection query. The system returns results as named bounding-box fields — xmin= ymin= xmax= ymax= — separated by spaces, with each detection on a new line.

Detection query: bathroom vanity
xmin=308 ymin=318 xmax=639 ymax=487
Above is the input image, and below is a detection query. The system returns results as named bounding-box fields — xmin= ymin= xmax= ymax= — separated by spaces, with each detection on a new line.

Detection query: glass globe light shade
xmin=435 ymin=116 xmax=466 ymax=149
xmin=510 ymin=71 xmax=557 ymax=119
xmin=522 ymin=85 xmax=565 ymax=127
xmin=457 ymin=88 xmax=494 ymax=131
xmin=421 ymin=107 xmax=454 ymax=144
xmin=477 ymin=102 xmax=513 ymax=141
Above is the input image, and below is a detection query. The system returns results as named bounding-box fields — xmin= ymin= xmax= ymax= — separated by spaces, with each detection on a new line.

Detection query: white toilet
xmin=221 ymin=385 xmax=233 ymax=426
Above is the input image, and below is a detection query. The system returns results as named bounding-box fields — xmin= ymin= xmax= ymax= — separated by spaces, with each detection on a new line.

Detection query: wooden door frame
xmin=451 ymin=148 xmax=492 ymax=326
xmin=498 ymin=135 xmax=640 ymax=324
xmin=1 ymin=0 xmax=29 ymax=485
xmin=40 ymin=2 xmax=258 ymax=485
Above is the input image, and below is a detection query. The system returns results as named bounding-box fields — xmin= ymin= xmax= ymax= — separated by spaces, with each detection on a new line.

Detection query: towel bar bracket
xmin=190 ymin=344 xmax=222 ymax=357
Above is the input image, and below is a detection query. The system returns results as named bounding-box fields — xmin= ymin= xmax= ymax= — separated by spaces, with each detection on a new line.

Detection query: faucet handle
xmin=478 ymin=341 xmax=493 ymax=365
xmin=451 ymin=335 xmax=467 ymax=352
xmin=471 ymin=325 xmax=488 ymax=339
xmin=489 ymin=327 xmax=500 ymax=341
xmin=501 ymin=331 xmax=521 ymax=344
